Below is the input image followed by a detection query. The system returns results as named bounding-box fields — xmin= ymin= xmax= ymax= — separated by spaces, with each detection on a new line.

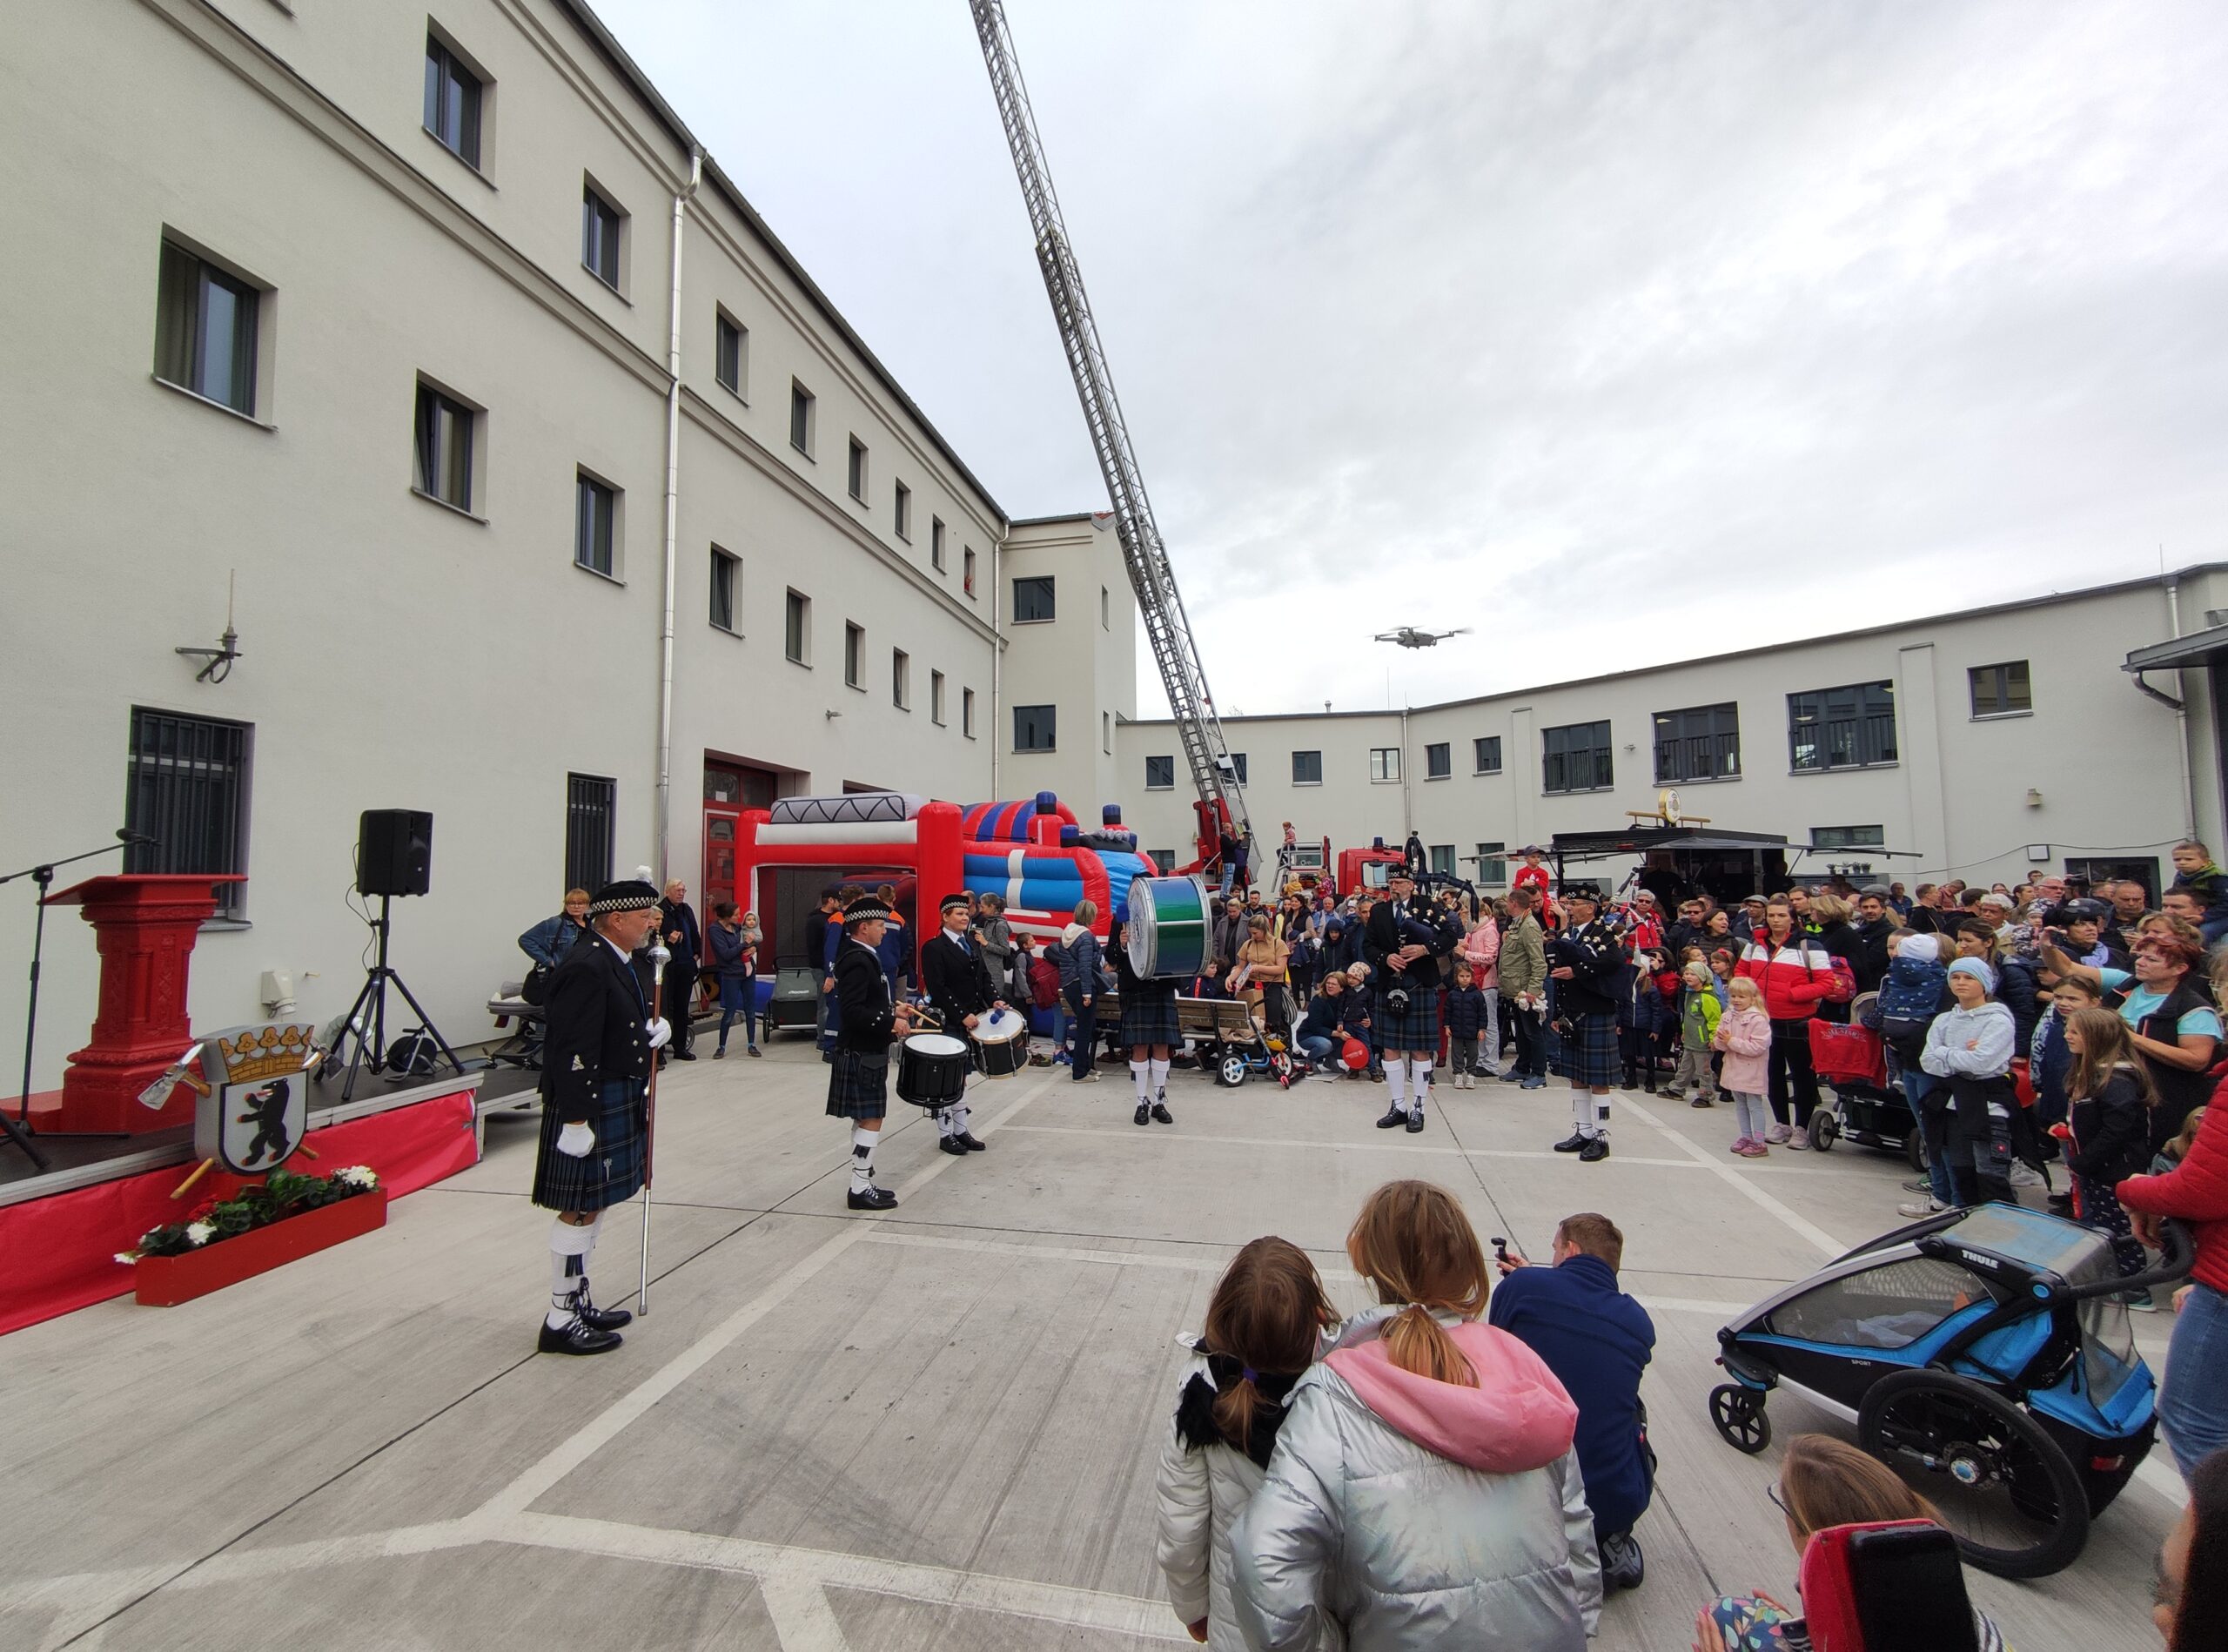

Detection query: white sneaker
xmin=2009 ymin=1160 xmax=2043 ymax=1189
xmin=1787 ymin=1132 xmax=1810 ymax=1151
xmin=1899 ymin=1199 xmax=1948 ymax=1219
xmin=1765 ymin=1124 xmax=1792 ymax=1145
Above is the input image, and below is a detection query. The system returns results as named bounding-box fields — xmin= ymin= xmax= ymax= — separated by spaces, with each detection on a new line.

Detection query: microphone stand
xmin=2 ymin=833 xmax=145 ymax=1165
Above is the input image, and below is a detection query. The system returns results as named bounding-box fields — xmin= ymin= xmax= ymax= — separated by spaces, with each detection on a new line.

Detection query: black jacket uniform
xmin=832 ymin=937 xmax=898 ymax=1053
xmin=540 ymin=932 xmax=652 ymax=1124
xmin=1363 ymin=895 xmax=1453 ymax=991
xmin=921 ymin=930 xmax=998 ymax=1025
xmin=1546 ymin=917 xmax=1624 ymax=1017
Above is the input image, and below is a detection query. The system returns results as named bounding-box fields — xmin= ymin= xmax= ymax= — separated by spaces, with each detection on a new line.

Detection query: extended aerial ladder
xmin=969 ymin=0 xmax=1252 ymax=878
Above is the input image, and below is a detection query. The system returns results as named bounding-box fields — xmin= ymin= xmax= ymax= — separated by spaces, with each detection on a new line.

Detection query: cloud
xmin=593 ymin=0 xmax=2228 ymax=718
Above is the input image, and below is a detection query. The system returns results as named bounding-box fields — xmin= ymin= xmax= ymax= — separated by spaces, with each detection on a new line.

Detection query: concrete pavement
xmin=0 ymin=1040 xmax=2184 ymax=1649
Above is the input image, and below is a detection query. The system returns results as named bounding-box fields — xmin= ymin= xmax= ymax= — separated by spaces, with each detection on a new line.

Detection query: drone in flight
xmin=1373 ymin=626 xmax=1473 ymax=649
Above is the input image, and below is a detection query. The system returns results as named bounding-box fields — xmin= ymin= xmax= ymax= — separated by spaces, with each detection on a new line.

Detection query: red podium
xmin=30 ymin=875 xmax=244 ymax=1134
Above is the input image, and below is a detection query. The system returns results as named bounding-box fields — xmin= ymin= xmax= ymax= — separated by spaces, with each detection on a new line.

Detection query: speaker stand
xmin=329 ymin=896 xmax=466 ymax=1103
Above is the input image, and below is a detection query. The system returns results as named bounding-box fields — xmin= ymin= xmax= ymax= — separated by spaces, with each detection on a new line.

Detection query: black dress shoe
xmin=939 ymin=1135 xmax=970 ymax=1155
xmin=1151 ymin=1103 xmax=1174 ymax=1125
xmin=1579 ymin=1136 xmax=1611 ymax=1163
xmin=1134 ymin=1101 xmax=1151 ymax=1126
xmin=1404 ymin=1111 xmax=1425 ymax=1133
xmin=848 ymin=1185 xmax=898 ymax=1210
xmin=1552 ymin=1132 xmax=1587 ymax=1152
xmin=675 ymin=1048 xmax=696 ymax=1061
xmin=575 ymin=1297 xmax=633 ymax=1332
xmin=1376 ymin=1106 xmax=1407 ymax=1129
xmin=538 ymin=1317 xmax=622 ymax=1355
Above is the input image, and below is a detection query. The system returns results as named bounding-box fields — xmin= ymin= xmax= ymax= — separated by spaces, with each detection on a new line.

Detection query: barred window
xmin=1789 ymin=682 xmax=1896 ymax=771
xmin=1543 ymin=721 xmax=1614 ymax=794
xmin=565 ymin=774 xmax=614 ymax=891
xmin=125 ymin=708 xmax=250 ymax=919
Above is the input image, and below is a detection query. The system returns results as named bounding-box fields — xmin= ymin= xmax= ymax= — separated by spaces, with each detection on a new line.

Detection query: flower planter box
xmin=133 ymin=1191 xmax=388 ymax=1307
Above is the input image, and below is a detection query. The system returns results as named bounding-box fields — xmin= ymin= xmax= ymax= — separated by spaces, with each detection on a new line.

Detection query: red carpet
xmin=0 ymin=1089 xmax=481 ymax=1337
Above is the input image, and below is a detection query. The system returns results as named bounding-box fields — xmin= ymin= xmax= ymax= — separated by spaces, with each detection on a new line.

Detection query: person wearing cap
xmin=1730 ymin=895 xmax=1768 ymax=946
xmin=1363 ymin=865 xmax=1456 ymax=1132
xmin=531 ymin=879 xmax=672 ymax=1355
xmin=920 ymin=892 xmax=1000 ymax=1155
xmin=1546 ymin=887 xmax=1624 ymax=1160
xmin=829 ymin=893 xmax=916 ymax=1209
xmin=1917 ymin=957 xmax=2019 ymax=1207
xmin=1513 ymin=846 xmax=1556 ymax=930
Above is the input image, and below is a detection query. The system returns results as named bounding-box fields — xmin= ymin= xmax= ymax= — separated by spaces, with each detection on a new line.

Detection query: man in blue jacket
xmin=1489 ymin=1211 xmax=1657 ymax=1592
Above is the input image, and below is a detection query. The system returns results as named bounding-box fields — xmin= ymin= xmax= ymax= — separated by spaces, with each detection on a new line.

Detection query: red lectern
xmin=33 ymin=875 xmax=244 ymax=1134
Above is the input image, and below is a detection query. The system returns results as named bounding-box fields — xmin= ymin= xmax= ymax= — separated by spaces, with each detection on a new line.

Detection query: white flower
xmin=114 ymin=1252 xmax=138 ymax=1266
xmin=336 ymin=1165 xmax=379 ymax=1189
xmin=185 ymin=1221 xmax=216 ymax=1247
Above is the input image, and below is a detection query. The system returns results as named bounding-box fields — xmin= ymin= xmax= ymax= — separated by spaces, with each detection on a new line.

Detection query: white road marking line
xmin=758 ymin=1563 xmax=855 ymax=1652
xmin=481 ymin=1083 xmax=1050 ymax=1522
xmin=1615 ymin=1094 xmax=1844 ymax=1257
xmin=997 ymin=1122 xmax=1708 ymax=1171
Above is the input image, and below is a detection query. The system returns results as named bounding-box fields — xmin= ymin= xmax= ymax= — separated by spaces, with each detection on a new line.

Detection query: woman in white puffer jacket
xmin=1157 ymin=1237 xmax=1344 ymax=1651
xmin=1231 ymin=1181 xmax=1601 ymax=1652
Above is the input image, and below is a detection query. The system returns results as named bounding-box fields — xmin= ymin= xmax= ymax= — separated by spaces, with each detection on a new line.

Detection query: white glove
xmin=556 ymin=1121 xmax=595 ymax=1158
xmin=645 ymin=1017 xmax=673 ymax=1051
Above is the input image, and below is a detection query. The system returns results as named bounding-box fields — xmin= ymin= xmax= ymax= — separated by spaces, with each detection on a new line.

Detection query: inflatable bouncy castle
xmin=720 ymin=789 xmax=1156 ymax=970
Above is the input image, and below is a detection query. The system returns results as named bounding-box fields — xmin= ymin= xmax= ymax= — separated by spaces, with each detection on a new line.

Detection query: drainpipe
xmin=990 ymin=530 xmax=1003 ymax=800
xmin=1399 ymin=705 xmax=1413 ymax=839
xmin=655 ymin=148 xmax=704 ymax=883
xmin=2166 ymin=574 xmax=2198 ymax=839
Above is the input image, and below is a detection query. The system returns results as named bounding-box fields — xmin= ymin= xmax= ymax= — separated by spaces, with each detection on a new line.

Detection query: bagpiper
xmin=1363 ymin=866 xmax=1456 ymax=1132
xmin=531 ymin=878 xmax=671 ymax=1354
xmin=829 ymin=892 xmax=914 ymax=1209
xmin=1546 ymin=887 xmax=1623 ymax=1162
xmin=918 ymin=892 xmax=998 ymax=1155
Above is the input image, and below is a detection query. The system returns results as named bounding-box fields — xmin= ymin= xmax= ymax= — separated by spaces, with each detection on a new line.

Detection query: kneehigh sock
xmin=1150 ymin=1058 xmax=1170 ymax=1098
xmin=849 ymin=1125 xmax=879 ymax=1193
xmin=1411 ymin=1059 xmax=1432 ymax=1118
xmin=950 ymin=1099 xmax=970 ymax=1137
xmin=1385 ymin=1059 xmax=1409 ymax=1110
xmin=547 ymin=1217 xmax=595 ymax=1330
xmin=1131 ymin=1058 xmax=1151 ymax=1104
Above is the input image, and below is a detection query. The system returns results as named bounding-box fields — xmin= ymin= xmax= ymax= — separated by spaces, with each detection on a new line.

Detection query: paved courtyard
xmin=1 ymin=1040 xmax=2185 ymax=1650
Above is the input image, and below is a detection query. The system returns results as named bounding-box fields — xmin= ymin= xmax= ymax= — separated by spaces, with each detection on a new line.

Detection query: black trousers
xmin=1065 ymin=985 xmax=1097 ymax=1077
xmin=661 ymin=961 xmax=697 ymax=1051
xmin=1510 ymin=1004 xmax=1548 ymax=1078
xmin=1767 ymin=1017 xmax=1820 ymax=1126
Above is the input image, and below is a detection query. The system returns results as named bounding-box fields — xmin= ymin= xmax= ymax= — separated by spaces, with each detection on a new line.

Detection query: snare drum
xmin=971 ymin=1008 xmax=1029 ymax=1078
xmin=896 ymin=1033 xmax=970 ymax=1107
xmin=1125 ymin=876 xmax=1211 ymax=980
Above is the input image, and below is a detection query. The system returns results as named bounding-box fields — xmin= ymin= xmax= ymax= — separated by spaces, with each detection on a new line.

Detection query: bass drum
xmin=896 ymin=1033 xmax=970 ymax=1108
xmin=1125 ymin=876 xmax=1211 ymax=980
xmin=972 ymin=1007 xmax=1029 ymax=1078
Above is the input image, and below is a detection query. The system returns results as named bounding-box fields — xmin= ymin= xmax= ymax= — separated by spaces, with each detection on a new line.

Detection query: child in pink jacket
xmin=1460 ymin=916 xmax=1502 ymax=1078
xmin=1713 ymin=977 xmax=1774 ymax=1157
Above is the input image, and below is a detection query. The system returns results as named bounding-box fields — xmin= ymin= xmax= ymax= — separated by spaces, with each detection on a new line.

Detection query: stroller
xmin=1707 ymin=1203 xmax=2191 ymax=1578
xmin=1805 ymin=992 xmax=1922 ymax=1165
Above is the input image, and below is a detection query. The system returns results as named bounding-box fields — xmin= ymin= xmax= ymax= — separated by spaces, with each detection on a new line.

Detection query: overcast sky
xmin=597 ymin=0 xmax=2228 ymax=718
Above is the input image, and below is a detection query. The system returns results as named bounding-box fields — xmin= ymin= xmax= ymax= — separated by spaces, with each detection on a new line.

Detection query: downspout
xmin=655 ymin=147 xmax=704 ymax=883
xmin=1399 ymin=705 xmax=1413 ymax=839
xmin=2166 ymin=574 xmax=2198 ymax=839
xmin=990 ymin=530 xmax=1003 ymax=800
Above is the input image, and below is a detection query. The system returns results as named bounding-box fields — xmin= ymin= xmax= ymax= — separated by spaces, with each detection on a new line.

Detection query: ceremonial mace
xmin=639 ymin=936 xmax=669 ymax=1315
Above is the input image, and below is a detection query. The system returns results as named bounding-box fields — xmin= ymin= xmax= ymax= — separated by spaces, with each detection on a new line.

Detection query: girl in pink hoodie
xmin=1714 ymin=976 xmax=1775 ymax=1157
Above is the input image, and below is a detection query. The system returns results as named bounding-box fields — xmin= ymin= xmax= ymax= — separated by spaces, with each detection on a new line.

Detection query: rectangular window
xmin=1543 ymin=720 xmax=1614 ymax=794
xmin=1970 ymin=661 xmax=2031 ymax=717
xmin=1425 ymin=742 xmax=1451 ymax=780
xmin=844 ymin=622 xmax=864 ymax=689
xmin=581 ymin=183 xmax=623 ymax=291
xmin=789 ymin=379 xmax=815 ymax=456
xmin=1145 ymin=755 xmax=1175 ymax=789
xmin=1228 ymin=752 xmax=1248 ymax=784
xmin=1654 ymin=702 xmax=1741 ymax=783
xmin=574 ymin=471 xmax=616 ymax=576
xmin=1292 ymin=749 xmax=1323 ymax=785
xmin=1013 ymin=703 xmax=1056 ymax=752
xmin=715 ymin=310 xmax=746 ymax=397
xmin=124 ymin=708 xmax=250 ymax=920
xmin=1429 ymin=845 xmax=1455 ymax=876
xmin=847 ymin=436 xmax=868 ymax=503
xmin=1473 ymin=735 xmax=1501 ymax=775
xmin=930 ymin=518 xmax=947 ymax=570
xmin=963 ymin=687 xmax=976 ymax=738
xmin=1369 ymin=747 xmax=1402 ymax=783
xmin=891 ymin=648 xmax=909 ymax=709
xmin=930 ymin=669 xmax=946 ymax=725
xmin=422 ymin=35 xmax=482 ymax=167
xmin=708 ymin=546 xmax=738 ymax=633
xmin=963 ymin=545 xmax=976 ymax=595
xmin=1103 ymin=711 xmax=1112 ymax=754
xmin=1101 ymin=585 xmax=1111 ymax=629
xmin=413 ymin=380 xmax=474 ymax=511
xmin=1788 ymin=682 xmax=1897 ymax=771
xmin=1148 ymin=850 xmax=1175 ymax=874
xmin=784 ymin=589 xmax=809 ymax=665
xmin=893 ymin=480 xmax=911 ymax=541
xmin=154 ymin=240 xmax=259 ymax=417
xmin=1812 ymin=825 xmax=1886 ymax=850
xmin=1013 ymin=575 xmax=1055 ymax=622
xmin=1473 ymin=841 xmax=1507 ymax=884
xmin=564 ymin=773 xmax=616 ymax=893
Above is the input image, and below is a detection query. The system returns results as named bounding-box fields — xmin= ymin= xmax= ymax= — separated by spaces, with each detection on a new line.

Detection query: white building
xmin=1118 ymin=566 xmax=2228 ymax=901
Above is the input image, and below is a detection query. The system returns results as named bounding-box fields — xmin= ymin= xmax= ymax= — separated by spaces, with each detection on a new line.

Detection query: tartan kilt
xmin=825 ymin=1046 xmax=890 ymax=1121
xmin=1561 ymin=1011 xmax=1620 ymax=1088
xmin=1375 ymin=984 xmax=1442 ymax=1053
xmin=532 ymin=1078 xmax=647 ymax=1212
xmin=1120 ymin=989 xmax=1183 ymax=1049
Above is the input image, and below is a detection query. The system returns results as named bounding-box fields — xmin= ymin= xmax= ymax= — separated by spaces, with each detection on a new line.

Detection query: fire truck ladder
xmin=969 ymin=0 xmax=1251 ymax=866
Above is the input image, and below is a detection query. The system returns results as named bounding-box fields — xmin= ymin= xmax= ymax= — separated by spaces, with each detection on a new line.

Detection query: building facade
xmin=1118 ymin=567 xmax=2228 ymax=900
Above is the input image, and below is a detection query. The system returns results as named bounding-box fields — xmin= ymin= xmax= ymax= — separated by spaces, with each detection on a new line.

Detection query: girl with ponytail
xmin=1231 ymin=1180 xmax=1601 ymax=1652
xmin=1156 ymin=1238 xmax=1340 ymax=1650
